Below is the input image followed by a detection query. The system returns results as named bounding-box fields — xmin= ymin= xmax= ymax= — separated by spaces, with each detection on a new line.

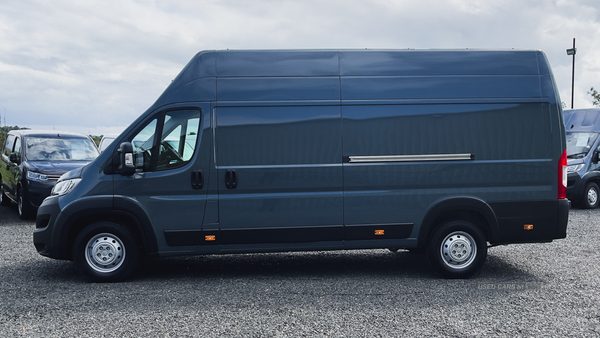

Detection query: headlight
xmin=566 ymin=164 xmax=585 ymax=173
xmin=27 ymin=171 xmax=49 ymax=182
xmin=51 ymin=178 xmax=81 ymax=196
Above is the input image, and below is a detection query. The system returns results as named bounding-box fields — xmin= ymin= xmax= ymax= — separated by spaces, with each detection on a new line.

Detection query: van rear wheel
xmin=583 ymin=182 xmax=600 ymax=209
xmin=73 ymin=222 xmax=140 ymax=282
xmin=427 ymin=220 xmax=487 ymax=278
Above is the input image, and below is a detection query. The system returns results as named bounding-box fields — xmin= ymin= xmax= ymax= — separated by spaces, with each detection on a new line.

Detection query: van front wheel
xmin=427 ymin=220 xmax=487 ymax=278
xmin=73 ymin=222 xmax=140 ymax=282
xmin=583 ymin=182 xmax=599 ymax=209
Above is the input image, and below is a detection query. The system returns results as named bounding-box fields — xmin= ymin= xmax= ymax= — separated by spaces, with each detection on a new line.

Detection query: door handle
xmin=225 ymin=169 xmax=237 ymax=189
xmin=191 ymin=170 xmax=203 ymax=189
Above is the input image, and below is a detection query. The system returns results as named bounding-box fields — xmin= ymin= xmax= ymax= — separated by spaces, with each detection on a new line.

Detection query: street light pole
xmin=566 ymin=38 xmax=577 ymax=109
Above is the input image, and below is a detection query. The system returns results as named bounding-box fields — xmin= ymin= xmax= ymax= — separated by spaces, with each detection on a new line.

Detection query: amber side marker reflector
xmin=205 ymin=235 xmax=216 ymax=241
xmin=524 ymin=224 xmax=533 ymax=231
xmin=375 ymin=230 xmax=385 ymax=235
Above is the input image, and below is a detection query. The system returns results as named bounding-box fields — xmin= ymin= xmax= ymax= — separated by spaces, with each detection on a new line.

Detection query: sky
xmin=1 ymin=0 xmax=599 ymax=136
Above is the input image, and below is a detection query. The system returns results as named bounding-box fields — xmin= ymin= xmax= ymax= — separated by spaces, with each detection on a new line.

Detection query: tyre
xmin=17 ymin=189 xmax=33 ymax=219
xmin=73 ymin=222 xmax=140 ymax=282
xmin=583 ymin=182 xmax=600 ymax=209
xmin=427 ymin=220 xmax=487 ymax=279
xmin=0 ymin=185 xmax=10 ymax=206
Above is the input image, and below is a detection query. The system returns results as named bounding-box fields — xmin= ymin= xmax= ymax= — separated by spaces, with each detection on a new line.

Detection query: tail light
xmin=558 ymin=150 xmax=567 ymax=199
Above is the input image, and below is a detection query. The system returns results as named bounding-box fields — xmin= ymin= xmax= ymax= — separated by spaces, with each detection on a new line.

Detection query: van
xmin=0 ymin=130 xmax=99 ymax=219
xmin=33 ymin=49 xmax=569 ymax=282
xmin=563 ymin=108 xmax=600 ymax=208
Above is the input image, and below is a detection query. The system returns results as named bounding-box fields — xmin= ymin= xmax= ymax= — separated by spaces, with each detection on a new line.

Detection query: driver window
xmin=129 ymin=110 xmax=201 ymax=172
xmin=156 ymin=110 xmax=201 ymax=171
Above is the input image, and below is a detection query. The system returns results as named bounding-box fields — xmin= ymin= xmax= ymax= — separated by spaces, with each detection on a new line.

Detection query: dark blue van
xmin=33 ymin=50 xmax=569 ymax=282
xmin=563 ymin=108 xmax=600 ymax=208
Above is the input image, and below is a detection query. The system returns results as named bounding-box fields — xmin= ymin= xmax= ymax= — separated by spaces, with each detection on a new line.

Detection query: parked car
xmin=563 ymin=108 xmax=600 ymax=208
xmin=0 ymin=130 xmax=99 ymax=219
xmin=98 ymin=134 xmax=118 ymax=153
xmin=34 ymin=49 xmax=568 ymax=282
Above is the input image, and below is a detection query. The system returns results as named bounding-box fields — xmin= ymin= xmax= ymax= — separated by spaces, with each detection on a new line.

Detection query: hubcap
xmin=588 ymin=187 xmax=598 ymax=206
xmin=85 ymin=233 xmax=125 ymax=273
xmin=440 ymin=231 xmax=477 ymax=269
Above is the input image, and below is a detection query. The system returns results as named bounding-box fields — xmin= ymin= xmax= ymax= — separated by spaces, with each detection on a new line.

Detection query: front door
xmin=113 ymin=104 xmax=211 ymax=252
xmin=1 ymin=134 xmax=17 ymax=199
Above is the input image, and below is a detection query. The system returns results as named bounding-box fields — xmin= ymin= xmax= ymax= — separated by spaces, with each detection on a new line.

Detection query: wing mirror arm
xmin=117 ymin=142 xmax=135 ymax=176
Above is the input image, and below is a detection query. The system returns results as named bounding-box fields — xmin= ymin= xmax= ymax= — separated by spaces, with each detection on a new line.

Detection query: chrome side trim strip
xmin=348 ymin=153 xmax=474 ymax=163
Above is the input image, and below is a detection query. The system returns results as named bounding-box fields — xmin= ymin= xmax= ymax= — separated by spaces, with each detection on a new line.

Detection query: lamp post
xmin=566 ymin=38 xmax=576 ymax=109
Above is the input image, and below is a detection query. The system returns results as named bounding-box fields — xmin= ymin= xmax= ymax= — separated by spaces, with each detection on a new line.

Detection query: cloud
xmin=0 ymin=0 xmax=599 ymax=134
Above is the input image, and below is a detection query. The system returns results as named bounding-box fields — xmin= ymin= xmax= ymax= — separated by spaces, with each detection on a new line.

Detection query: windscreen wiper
xmin=567 ymin=152 xmax=588 ymax=158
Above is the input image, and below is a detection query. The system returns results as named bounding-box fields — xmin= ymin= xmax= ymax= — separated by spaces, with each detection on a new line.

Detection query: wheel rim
xmin=85 ymin=233 xmax=126 ymax=273
xmin=440 ymin=231 xmax=477 ymax=269
xmin=588 ymin=187 xmax=598 ymax=206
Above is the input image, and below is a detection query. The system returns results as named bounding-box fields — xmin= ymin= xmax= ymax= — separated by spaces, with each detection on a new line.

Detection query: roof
xmin=8 ymin=130 xmax=91 ymax=138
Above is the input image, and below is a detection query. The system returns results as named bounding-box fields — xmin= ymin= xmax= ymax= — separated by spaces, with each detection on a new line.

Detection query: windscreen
xmin=25 ymin=137 xmax=99 ymax=161
xmin=566 ymin=132 xmax=599 ymax=159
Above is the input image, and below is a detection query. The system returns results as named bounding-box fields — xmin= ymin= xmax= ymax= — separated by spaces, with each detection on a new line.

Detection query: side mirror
xmin=117 ymin=142 xmax=135 ymax=176
xmin=593 ymin=152 xmax=600 ymax=165
xmin=9 ymin=153 xmax=19 ymax=164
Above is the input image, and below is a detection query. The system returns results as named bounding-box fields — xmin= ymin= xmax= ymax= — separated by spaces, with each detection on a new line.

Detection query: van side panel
xmin=340 ymin=50 xmax=562 ymax=246
xmin=216 ymin=50 xmax=339 ymax=77
xmin=342 ymin=103 xmax=554 ymax=238
xmin=215 ymin=103 xmax=343 ymax=246
xmin=339 ymin=50 xmax=540 ymax=76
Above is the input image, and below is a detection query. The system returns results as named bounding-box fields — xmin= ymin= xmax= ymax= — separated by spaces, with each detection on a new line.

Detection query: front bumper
xmin=566 ymin=172 xmax=585 ymax=202
xmin=33 ymin=196 xmax=65 ymax=259
xmin=25 ymin=179 xmax=56 ymax=208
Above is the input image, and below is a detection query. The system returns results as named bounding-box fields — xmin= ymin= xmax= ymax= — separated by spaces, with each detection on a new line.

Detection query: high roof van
xmin=33 ymin=49 xmax=569 ymax=282
xmin=563 ymin=108 xmax=600 ymax=208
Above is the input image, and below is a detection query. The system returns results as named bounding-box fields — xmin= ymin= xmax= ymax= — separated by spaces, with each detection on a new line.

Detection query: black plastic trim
xmin=418 ymin=197 xmax=498 ymax=248
xmin=221 ymin=225 xmax=344 ymax=245
xmin=487 ymin=199 xmax=568 ymax=244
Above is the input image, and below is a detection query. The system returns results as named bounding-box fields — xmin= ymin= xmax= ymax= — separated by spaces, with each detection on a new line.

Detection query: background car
xmin=98 ymin=134 xmax=118 ymax=153
xmin=0 ymin=130 xmax=99 ymax=219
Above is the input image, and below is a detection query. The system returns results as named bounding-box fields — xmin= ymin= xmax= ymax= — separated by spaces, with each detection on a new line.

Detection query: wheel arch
xmin=417 ymin=196 xmax=499 ymax=248
xmin=580 ymin=171 xmax=600 ymax=195
xmin=56 ymin=196 xmax=158 ymax=260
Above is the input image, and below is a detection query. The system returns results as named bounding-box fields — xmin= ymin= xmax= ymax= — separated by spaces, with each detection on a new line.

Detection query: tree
xmin=589 ymin=87 xmax=600 ymax=106
xmin=90 ymin=135 xmax=102 ymax=147
xmin=0 ymin=126 xmax=28 ymax=150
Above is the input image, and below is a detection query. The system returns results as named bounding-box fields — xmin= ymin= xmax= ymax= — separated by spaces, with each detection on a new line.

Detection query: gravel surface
xmin=0 ymin=204 xmax=599 ymax=337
